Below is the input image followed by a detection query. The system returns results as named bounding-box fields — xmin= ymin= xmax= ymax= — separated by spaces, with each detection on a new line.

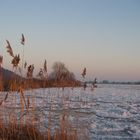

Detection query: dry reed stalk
xmin=8 ymin=81 xmax=19 ymax=123
xmin=20 ymin=34 xmax=25 ymax=78
xmin=0 ymin=56 xmax=3 ymax=91
xmin=30 ymin=90 xmax=36 ymax=126
xmin=47 ymin=112 xmax=52 ymax=140
xmin=0 ymin=77 xmax=3 ymax=91
xmin=47 ymin=128 xmax=51 ymax=140
xmin=19 ymin=92 xmax=25 ymax=124
xmin=60 ymin=114 xmax=66 ymax=140
xmin=0 ymin=56 xmax=3 ymax=65
xmin=19 ymin=88 xmax=27 ymax=110
xmin=27 ymin=96 xmax=30 ymax=110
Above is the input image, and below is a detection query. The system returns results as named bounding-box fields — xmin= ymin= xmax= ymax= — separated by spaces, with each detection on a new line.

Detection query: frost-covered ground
xmin=0 ymin=84 xmax=140 ymax=140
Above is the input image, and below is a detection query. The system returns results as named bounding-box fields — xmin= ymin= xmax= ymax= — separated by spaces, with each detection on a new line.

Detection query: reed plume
xmin=11 ymin=54 xmax=20 ymax=68
xmin=27 ymin=64 xmax=34 ymax=78
xmin=44 ymin=59 xmax=47 ymax=73
xmin=37 ymin=68 xmax=44 ymax=79
xmin=6 ymin=40 xmax=14 ymax=57
xmin=21 ymin=33 xmax=25 ymax=45
xmin=81 ymin=67 xmax=86 ymax=78
xmin=24 ymin=61 xmax=27 ymax=69
xmin=37 ymin=60 xmax=48 ymax=80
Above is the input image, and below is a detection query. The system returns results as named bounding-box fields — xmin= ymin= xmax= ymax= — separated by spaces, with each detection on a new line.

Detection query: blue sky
xmin=0 ymin=0 xmax=140 ymax=81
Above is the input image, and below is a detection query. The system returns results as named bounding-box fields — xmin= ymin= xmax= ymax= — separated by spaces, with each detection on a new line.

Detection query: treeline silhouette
xmin=100 ymin=80 xmax=140 ymax=85
xmin=0 ymin=62 xmax=80 ymax=91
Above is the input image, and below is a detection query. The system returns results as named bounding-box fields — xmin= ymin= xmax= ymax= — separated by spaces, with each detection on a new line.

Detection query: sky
xmin=0 ymin=0 xmax=140 ymax=81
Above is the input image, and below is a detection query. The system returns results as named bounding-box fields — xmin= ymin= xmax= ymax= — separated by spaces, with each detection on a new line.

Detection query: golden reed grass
xmin=0 ymin=35 xmax=84 ymax=140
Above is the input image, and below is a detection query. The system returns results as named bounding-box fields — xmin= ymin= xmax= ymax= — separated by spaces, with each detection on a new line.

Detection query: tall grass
xmin=0 ymin=35 xmax=88 ymax=140
xmin=0 ymin=119 xmax=78 ymax=140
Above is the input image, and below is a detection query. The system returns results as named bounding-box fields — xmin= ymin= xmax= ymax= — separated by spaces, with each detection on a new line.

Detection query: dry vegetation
xmin=0 ymin=114 xmax=78 ymax=140
xmin=0 ymin=35 xmax=87 ymax=140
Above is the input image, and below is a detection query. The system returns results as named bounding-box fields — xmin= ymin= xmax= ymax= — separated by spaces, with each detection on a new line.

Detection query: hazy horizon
xmin=0 ymin=0 xmax=140 ymax=81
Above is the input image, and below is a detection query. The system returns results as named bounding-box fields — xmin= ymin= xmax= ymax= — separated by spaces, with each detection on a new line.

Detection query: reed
xmin=0 ymin=121 xmax=78 ymax=140
xmin=0 ymin=56 xmax=3 ymax=91
xmin=0 ymin=35 xmax=88 ymax=140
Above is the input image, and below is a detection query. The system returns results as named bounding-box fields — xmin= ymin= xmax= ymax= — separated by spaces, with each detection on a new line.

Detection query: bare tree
xmin=49 ymin=62 xmax=75 ymax=82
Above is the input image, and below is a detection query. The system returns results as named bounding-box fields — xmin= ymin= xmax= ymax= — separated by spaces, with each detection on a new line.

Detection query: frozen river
xmin=0 ymin=84 xmax=140 ymax=140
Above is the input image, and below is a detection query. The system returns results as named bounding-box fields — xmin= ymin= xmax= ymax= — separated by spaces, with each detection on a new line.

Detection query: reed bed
xmin=0 ymin=35 xmax=89 ymax=140
xmin=0 ymin=116 xmax=78 ymax=140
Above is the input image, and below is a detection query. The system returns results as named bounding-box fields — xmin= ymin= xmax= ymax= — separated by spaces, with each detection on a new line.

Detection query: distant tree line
xmin=100 ymin=80 xmax=140 ymax=85
xmin=0 ymin=61 xmax=80 ymax=91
